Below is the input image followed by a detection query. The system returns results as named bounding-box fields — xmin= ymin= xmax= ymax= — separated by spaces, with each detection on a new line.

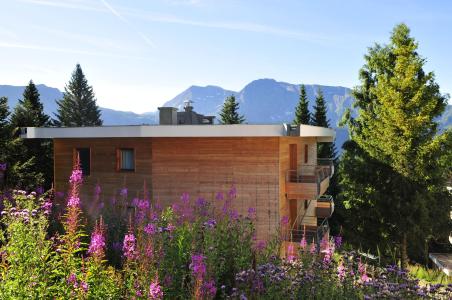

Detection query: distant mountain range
xmin=1 ymin=79 xmax=450 ymax=151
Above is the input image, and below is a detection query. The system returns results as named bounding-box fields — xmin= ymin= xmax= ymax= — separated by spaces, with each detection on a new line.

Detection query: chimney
xmin=158 ymin=107 xmax=178 ymax=125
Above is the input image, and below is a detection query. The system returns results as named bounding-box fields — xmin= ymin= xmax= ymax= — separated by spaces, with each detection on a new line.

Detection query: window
xmin=304 ymin=144 xmax=309 ymax=163
xmin=117 ymin=148 xmax=135 ymax=171
xmin=74 ymin=148 xmax=90 ymax=176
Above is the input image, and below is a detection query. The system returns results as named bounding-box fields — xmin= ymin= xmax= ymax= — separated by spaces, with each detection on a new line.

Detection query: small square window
xmin=74 ymin=148 xmax=90 ymax=176
xmin=117 ymin=148 xmax=135 ymax=171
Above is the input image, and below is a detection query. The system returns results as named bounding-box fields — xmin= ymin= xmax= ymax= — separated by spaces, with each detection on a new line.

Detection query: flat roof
xmin=20 ymin=124 xmax=335 ymax=141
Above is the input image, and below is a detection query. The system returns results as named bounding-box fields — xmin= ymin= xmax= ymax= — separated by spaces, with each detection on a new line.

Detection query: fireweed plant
xmin=0 ymin=165 xmax=451 ymax=299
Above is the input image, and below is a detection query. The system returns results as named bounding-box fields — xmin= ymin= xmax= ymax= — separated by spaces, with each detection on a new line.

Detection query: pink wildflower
xmin=149 ymin=276 xmax=164 ymax=300
xmin=88 ymin=229 xmax=105 ymax=258
xmin=300 ymin=235 xmax=307 ymax=250
xmin=144 ymin=223 xmax=156 ymax=235
xmin=280 ymin=215 xmax=289 ymax=226
xmin=337 ymin=261 xmax=346 ymax=281
xmin=190 ymin=254 xmax=206 ymax=280
xmin=123 ymin=233 xmax=137 ymax=259
xmin=287 ymin=244 xmax=296 ymax=261
xmin=67 ymin=196 xmax=80 ymax=208
xmin=247 ymin=207 xmax=256 ymax=219
xmin=69 ymin=169 xmax=83 ymax=184
xmin=310 ymin=241 xmax=317 ymax=254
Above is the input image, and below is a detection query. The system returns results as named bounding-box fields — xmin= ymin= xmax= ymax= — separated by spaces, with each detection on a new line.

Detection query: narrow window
xmin=304 ymin=144 xmax=309 ymax=163
xmin=74 ymin=148 xmax=90 ymax=176
xmin=117 ymin=148 xmax=135 ymax=171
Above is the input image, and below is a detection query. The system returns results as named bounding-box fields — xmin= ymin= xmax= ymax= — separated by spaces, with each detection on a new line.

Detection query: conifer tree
xmin=219 ymin=95 xmax=245 ymax=124
xmin=0 ymin=97 xmax=9 ymax=162
xmin=10 ymin=80 xmax=50 ymax=128
xmin=311 ymin=88 xmax=335 ymax=159
xmin=9 ymin=81 xmax=51 ymax=189
xmin=339 ymin=24 xmax=451 ymax=267
xmin=293 ymin=84 xmax=310 ymax=125
xmin=55 ymin=64 xmax=102 ymax=126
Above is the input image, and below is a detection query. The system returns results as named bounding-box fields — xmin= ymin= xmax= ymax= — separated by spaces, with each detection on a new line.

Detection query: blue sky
xmin=0 ymin=0 xmax=451 ymax=113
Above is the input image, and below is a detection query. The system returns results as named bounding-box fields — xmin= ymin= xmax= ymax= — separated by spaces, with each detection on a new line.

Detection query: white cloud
xmin=99 ymin=0 xmax=156 ymax=48
xmin=0 ymin=41 xmax=153 ymax=60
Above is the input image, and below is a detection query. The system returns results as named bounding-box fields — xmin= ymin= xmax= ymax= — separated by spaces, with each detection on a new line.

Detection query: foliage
xmin=0 ymin=190 xmax=53 ymax=298
xmin=219 ymin=95 xmax=245 ymax=124
xmin=54 ymin=64 xmax=103 ymax=127
xmin=339 ymin=23 xmax=452 ymax=267
xmin=1 ymin=167 xmax=451 ymax=299
xmin=8 ymin=80 xmax=53 ymax=189
xmin=293 ymin=84 xmax=311 ymax=125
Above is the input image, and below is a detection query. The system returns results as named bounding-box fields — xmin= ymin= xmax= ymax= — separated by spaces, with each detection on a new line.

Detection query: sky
xmin=0 ymin=0 xmax=451 ymax=113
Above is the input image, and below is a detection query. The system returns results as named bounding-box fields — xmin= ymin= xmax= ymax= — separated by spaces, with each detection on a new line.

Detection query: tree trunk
xmin=401 ymin=233 xmax=408 ymax=269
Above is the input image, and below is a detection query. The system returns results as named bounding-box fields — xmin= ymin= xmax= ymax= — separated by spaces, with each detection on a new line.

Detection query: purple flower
xmin=69 ymin=169 xmax=83 ymax=184
xmin=255 ymin=240 xmax=266 ymax=251
xmin=300 ymin=235 xmax=307 ymax=250
xmin=67 ymin=273 xmax=77 ymax=284
xmin=67 ymin=196 xmax=80 ymax=208
xmin=144 ymin=223 xmax=156 ymax=235
xmin=123 ymin=233 xmax=137 ymax=259
xmin=203 ymin=219 xmax=216 ymax=229
xmin=94 ymin=184 xmax=101 ymax=196
xmin=190 ymin=254 xmax=206 ymax=280
xmin=80 ymin=281 xmax=88 ymax=293
xmin=228 ymin=185 xmax=237 ymax=199
xmin=280 ymin=215 xmax=289 ymax=226
xmin=149 ymin=277 xmax=164 ymax=300
xmin=201 ymin=280 xmax=217 ymax=298
xmin=309 ymin=241 xmax=317 ymax=254
xmin=334 ymin=235 xmax=342 ymax=248
xmin=0 ymin=163 xmax=7 ymax=171
xmin=88 ymin=230 xmax=105 ymax=258
xmin=247 ymin=207 xmax=256 ymax=219
xmin=230 ymin=209 xmax=239 ymax=220
xmin=287 ymin=244 xmax=295 ymax=261
xmin=181 ymin=192 xmax=190 ymax=204
xmin=120 ymin=187 xmax=128 ymax=197
xmin=215 ymin=192 xmax=224 ymax=201
xmin=36 ymin=186 xmax=44 ymax=195
xmin=337 ymin=261 xmax=346 ymax=281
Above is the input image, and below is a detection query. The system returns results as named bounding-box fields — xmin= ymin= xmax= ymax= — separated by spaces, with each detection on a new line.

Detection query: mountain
xmin=0 ymin=84 xmax=157 ymax=125
xmin=1 ymin=80 xmax=450 ymax=151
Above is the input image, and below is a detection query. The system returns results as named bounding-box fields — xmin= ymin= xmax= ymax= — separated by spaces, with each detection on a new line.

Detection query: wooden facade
xmin=53 ymin=136 xmax=329 ymax=241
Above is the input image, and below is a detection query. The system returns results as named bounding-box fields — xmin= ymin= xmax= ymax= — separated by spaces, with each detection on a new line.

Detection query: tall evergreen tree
xmin=0 ymin=97 xmax=9 ymax=162
xmin=339 ymin=24 xmax=451 ymax=267
xmin=9 ymin=81 xmax=51 ymax=189
xmin=10 ymin=80 xmax=50 ymax=128
xmin=219 ymin=95 xmax=245 ymax=124
xmin=55 ymin=64 xmax=102 ymax=126
xmin=293 ymin=84 xmax=311 ymax=125
xmin=311 ymin=88 xmax=335 ymax=159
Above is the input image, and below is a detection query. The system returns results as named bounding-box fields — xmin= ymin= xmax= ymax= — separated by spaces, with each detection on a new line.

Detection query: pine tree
xmin=55 ymin=64 xmax=102 ymax=126
xmin=311 ymin=88 xmax=334 ymax=159
xmin=339 ymin=24 xmax=451 ymax=267
xmin=293 ymin=84 xmax=310 ymax=125
xmin=10 ymin=80 xmax=50 ymax=128
xmin=311 ymin=88 xmax=329 ymax=128
xmin=0 ymin=97 xmax=9 ymax=162
xmin=9 ymin=81 xmax=51 ymax=189
xmin=219 ymin=95 xmax=245 ymax=124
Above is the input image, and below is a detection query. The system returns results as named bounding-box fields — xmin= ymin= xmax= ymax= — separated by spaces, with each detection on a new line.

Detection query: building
xmin=21 ymin=117 xmax=335 ymax=244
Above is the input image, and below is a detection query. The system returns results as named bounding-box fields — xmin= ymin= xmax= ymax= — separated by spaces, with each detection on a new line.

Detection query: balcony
xmin=285 ymin=158 xmax=334 ymax=199
xmin=316 ymin=195 xmax=334 ymax=218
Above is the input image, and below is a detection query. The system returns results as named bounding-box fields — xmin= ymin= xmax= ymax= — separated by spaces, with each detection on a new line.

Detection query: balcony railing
xmin=288 ymin=219 xmax=330 ymax=251
xmin=316 ymin=195 xmax=334 ymax=218
xmin=285 ymin=158 xmax=334 ymax=184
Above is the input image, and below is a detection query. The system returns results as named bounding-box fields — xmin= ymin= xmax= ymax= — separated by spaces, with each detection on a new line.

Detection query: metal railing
xmin=285 ymin=158 xmax=334 ymax=184
xmin=317 ymin=195 xmax=335 ymax=218
xmin=288 ymin=219 xmax=330 ymax=252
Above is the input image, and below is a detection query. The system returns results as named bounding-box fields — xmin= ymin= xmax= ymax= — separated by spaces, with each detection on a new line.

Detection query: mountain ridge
xmin=1 ymin=79 xmax=450 ymax=151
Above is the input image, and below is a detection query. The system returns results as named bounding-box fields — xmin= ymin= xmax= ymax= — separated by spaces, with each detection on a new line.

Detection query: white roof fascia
xmin=21 ymin=124 xmax=335 ymax=139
